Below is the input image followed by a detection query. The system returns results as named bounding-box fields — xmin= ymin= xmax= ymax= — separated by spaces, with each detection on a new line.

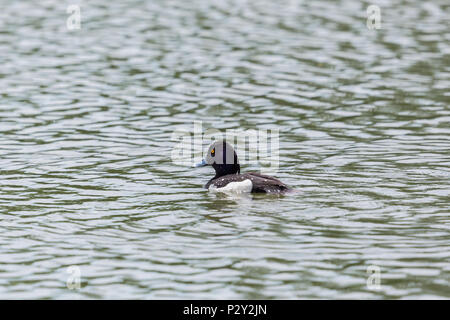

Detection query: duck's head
xmin=194 ymin=140 xmax=240 ymax=177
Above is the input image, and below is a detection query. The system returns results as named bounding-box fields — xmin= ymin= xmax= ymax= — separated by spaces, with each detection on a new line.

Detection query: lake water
xmin=0 ymin=0 xmax=449 ymax=299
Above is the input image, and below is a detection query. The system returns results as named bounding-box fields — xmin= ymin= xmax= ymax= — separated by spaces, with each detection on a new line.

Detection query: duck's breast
xmin=206 ymin=174 xmax=253 ymax=193
xmin=209 ymin=179 xmax=253 ymax=193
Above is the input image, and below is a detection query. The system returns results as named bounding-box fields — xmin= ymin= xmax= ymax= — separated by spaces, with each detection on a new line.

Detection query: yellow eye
xmin=211 ymin=148 xmax=215 ymax=156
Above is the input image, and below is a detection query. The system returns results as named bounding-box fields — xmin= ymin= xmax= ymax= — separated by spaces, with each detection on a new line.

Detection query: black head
xmin=194 ymin=140 xmax=240 ymax=178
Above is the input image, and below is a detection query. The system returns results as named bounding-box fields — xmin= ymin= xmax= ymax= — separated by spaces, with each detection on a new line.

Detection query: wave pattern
xmin=0 ymin=0 xmax=449 ymax=298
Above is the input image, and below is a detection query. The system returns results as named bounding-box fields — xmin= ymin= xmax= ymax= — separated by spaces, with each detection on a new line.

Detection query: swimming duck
xmin=194 ymin=140 xmax=291 ymax=193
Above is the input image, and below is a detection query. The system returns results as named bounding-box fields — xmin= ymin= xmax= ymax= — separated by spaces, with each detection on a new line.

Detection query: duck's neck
xmin=212 ymin=163 xmax=240 ymax=178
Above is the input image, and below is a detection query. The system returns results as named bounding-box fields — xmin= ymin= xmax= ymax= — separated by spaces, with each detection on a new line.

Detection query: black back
xmin=205 ymin=172 xmax=290 ymax=193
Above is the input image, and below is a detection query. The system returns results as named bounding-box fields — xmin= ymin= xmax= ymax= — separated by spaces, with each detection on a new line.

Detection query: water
xmin=0 ymin=0 xmax=449 ymax=299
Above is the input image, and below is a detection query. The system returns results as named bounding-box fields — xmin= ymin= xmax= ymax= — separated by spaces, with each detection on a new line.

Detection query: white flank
xmin=209 ymin=179 xmax=253 ymax=194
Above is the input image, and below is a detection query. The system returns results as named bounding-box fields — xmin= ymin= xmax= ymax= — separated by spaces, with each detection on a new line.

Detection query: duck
xmin=194 ymin=140 xmax=291 ymax=193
